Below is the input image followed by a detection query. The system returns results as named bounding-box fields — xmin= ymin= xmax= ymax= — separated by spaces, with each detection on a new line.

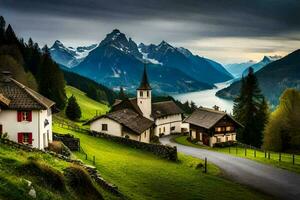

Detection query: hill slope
xmin=65 ymin=86 xmax=110 ymax=120
xmin=0 ymin=142 xmax=111 ymax=200
xmin=216 ymin=49 xmax=300 ymax=106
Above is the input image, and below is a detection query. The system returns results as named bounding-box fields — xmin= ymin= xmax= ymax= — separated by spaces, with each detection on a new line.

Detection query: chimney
xmin=1 ymin=71 xmax=12 ymax=83
xmin=213 ymin=105 xmax=220 ymax=111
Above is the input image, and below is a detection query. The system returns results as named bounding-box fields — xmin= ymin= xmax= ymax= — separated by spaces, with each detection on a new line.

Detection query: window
xmin=17 ymin=111 xmax=32 ymax=122
xmin=215 ymin=127 xmax=222 ymax=132
xmin=140 ymin=91 xmax=143 ymax=97
xmin=216 ymin=137 xmax=221 ymax=143
xmin=171 ymin=126 xmax=175 ymax=131
xmin=163 ymin=127 xmax=165 ymax=133
xmin=226 ymin=136 xmax=230 ymax=141
xmin=147 ymin=91 xmax=149 ymax=97
xmin=144 ymin=132 xmax=147 ymax=138
xmin=102 ymin=124 xmax=108 ymax=131
xmin=159 ymin=128 xmax=161 ymax=134
xmin=18 ymin=133 xmax=32 ymax=145
xmin=0 ymin=125 xmax=2 ymax=137
xmin=226 ymin=126 xmax=234 ymax=132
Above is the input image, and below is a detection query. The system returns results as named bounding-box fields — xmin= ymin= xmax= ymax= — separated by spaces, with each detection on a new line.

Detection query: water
xmin=173 ymin=81 xmax=234 ymax=113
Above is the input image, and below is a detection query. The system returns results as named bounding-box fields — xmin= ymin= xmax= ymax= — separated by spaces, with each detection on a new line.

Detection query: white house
xmin=0 ymin=71 xmax=55 ymax=149
xmin=86 ymin=66 xmax=185 ymax=143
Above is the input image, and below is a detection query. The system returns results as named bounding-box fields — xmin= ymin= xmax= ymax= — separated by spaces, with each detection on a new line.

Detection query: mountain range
xmin=225 ymin=56 xmax=281 ymax=78
xmin=50 ymin=40 xmax=97 ymax=68
xmin=217 ymin=49 xmax=300 ymax=107
xmin=50 ymin=29 xmax=233 ymax=94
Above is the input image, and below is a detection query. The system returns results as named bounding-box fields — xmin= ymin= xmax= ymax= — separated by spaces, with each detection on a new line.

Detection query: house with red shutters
xmin=0 ymin=71 xmax=55 ymax=149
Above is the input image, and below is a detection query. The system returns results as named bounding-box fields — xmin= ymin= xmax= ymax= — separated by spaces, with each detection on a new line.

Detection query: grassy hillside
xmin=53 ymin=124 xmax=272 ymax=200
xmin=65 ymin=85 xmax=110 ymax=121
xmin=0 ymin=142 xmax=118 ymax=200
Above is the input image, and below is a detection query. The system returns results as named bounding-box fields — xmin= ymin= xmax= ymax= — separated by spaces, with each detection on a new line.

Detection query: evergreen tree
xmin=233 ymin=67 xmax=269 ymax=147
xmin=0 ymin=16 xmax=6 ymax=45
xmin=263 ymin=89 xmax=300 ymax=151
xmin=65 ymin=95 xmax=81 ymax=121
xmin=190 ymin=101 xmax=197 ymax=112
xmin=38 ymin=45 xmax=66 ymax=109
xmin=5 ymin=24 xmax=18 ymax=45
xmin=118 ymin=86 xmax=126 ymax=100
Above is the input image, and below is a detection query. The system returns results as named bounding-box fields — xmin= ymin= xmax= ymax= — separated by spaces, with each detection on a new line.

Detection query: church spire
xmin=137 ymin=64 xmax=151 ymax=90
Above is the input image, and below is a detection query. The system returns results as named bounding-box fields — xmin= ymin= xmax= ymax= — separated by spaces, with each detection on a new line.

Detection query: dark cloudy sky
xmin=1 ymin=0 xmax=300 ymax=64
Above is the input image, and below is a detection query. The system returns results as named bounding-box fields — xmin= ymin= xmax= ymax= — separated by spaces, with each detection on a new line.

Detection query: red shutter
xmin=28 ymin=133 xmax=33 ymax=144
xmin=18 ymin=133 xmax=23 ymax=143
xmin=17 ymin=111 xmax=22 ymax=122
xmin=28 ymin=111 xmax=32 ymax=122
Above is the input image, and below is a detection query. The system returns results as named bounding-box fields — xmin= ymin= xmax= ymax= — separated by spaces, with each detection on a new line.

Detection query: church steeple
xmin=137 ymin=64 xmax=151 ymax=90
xmin=137 ymin=64 xmax=152 ymax=119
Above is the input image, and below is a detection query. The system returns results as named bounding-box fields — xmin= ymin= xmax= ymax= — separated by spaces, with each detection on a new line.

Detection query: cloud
xmin=0 ymin=0 xmax=299 ymax=63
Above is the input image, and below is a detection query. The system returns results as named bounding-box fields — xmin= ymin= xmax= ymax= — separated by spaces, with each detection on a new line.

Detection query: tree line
xmin=0 ymin=16 xmax=66 ymax=109
xmin=233 ymin=67 xmax=300 ymax=152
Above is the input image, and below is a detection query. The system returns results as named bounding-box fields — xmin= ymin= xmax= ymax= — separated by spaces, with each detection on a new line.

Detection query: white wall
xmin=140 ymin=129 xmax=150 ymax=143
xmin=154 ymin=114 xmax=182 ymax=136
xmin=39 ymin=109 xmax=52 ymax=149
xmin=137 ymin=90 xmax=152 ymax=119
xmin=0 ymin=109 xmax=52 ymax=149
xmin=90 ymin=117 xmax=122 ymax=137
xmin=90 ymin=117 xmax=151 ymax=143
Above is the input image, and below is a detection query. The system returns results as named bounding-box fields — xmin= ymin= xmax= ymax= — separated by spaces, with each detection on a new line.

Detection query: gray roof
xmin=152 ymin=101 xmax=183 ymax=118
xmin=0 ymin=78 xmax=55 ymax=110
xmin=184 ymin=107 xmax=242 ymax=129
xmin=86 ymin=109 xmax=154 ymax=135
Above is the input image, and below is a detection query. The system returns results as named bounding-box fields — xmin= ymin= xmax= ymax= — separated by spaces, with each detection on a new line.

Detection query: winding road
xmin=160 ymin=136 xmax=300 ymax=200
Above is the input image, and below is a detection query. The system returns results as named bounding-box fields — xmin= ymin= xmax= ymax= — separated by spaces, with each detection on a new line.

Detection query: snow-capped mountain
xmin=138 ymin=41 xmax=233 ymax=84
xmin=50 ymin=40 xmax=97 ymax=68
xmin=72 ymin=29 xmax=213 ymax=94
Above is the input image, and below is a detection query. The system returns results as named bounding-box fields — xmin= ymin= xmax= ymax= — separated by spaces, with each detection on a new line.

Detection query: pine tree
xmin=38 ymin=45 xmax=66 ymax=109
xmin=233 ymin=67 xmax=268 ymax=147
xmin=118 ymin=86 xmax=126 ymax=100
xmin=65 ymin=95 xmax=81 ymax=121
xmin=0 ymin=16 xmax=6 ymax=45
xmin=5 ymin=24 xmax=18 ymax=45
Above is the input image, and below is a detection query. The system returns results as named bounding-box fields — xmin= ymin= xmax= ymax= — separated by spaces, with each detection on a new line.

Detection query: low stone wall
xmin=90 ymin=131 xmax=178 ymax=161
xmin=0 ymin=138 xmax=122 ymax=197
xmin=53 ymin=132 xmax=80 ymax=151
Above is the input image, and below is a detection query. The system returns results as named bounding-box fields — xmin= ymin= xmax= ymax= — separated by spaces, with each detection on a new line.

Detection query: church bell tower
xmin=137 ymin=64 xmax=152 ymax=119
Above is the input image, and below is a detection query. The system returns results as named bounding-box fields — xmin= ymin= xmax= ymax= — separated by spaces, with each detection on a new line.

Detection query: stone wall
xmin=53 ymin=132 xmax=80 ymax=151
xmin=0 ymin=138 xmax=122 ymax=197
xmin=90 ymin=131 xmax=178 ymax=161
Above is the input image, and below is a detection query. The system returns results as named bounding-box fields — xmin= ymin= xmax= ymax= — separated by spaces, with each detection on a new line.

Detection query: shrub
xmin=18 ymin=160 xmax=66 ymax=192
xmin=48 ymin=141 xmax=71 ymax=157
xmin=64 ymin=165 xmax=103 ymax=200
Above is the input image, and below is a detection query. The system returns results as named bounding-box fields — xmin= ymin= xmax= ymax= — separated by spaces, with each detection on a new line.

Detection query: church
xmin=86 ymin=66 xmax=184 ymax=143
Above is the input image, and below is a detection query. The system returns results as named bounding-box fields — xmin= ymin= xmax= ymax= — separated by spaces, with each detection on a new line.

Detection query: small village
xmin=1 ymin=3 xmax=300 ymax=200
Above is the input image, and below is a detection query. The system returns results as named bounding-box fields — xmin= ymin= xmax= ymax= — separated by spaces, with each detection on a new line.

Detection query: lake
xmin=173 ymin=81 xmax=234 ymax=113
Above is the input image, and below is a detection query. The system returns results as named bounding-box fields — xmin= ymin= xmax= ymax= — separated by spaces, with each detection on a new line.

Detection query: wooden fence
xmin=226 ymin=142 xmax=300 ymax=165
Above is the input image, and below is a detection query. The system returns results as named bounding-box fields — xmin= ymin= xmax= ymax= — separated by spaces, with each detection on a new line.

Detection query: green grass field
xmin=0 ymin=142 xmax=117 ymax=200
xmin=65 ymin=85 xmax=110 ymax=121
xmin=53 ymin=124 xmax=273 ymax=200
xmin=175 ymin=136 xmax=300 ymax=174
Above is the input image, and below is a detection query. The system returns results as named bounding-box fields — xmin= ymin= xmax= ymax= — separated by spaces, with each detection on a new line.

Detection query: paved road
xmin=160 ymin=136 xmax=300 ymax=200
